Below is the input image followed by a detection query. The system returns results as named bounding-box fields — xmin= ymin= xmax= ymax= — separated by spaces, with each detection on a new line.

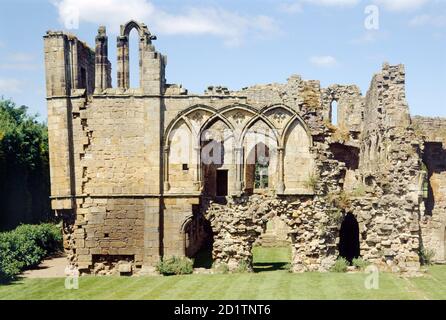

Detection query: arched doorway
xmin=339 ymin=212 xmax=360 ymax=263
xmin=183 ymin=209 xmax=214 ymax=269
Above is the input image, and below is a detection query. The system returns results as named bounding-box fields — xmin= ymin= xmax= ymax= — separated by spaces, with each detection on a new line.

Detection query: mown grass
xmin=0 ymin=247 xmax=445 ymax=300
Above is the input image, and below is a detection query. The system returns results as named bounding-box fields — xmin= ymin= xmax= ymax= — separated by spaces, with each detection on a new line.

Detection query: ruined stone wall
xmin=413 ymin=115 xmax=446 ymax=261
xmin=163 ymin=197 xmax=200 ymax=258
xmin=355 ymin=64 xmax=422 ymax=271
xmin=322 ymin=85 xmax=364 ymax=135
xmin=45 ymin=21 xmax=441 ymax=275
xmin=413 ymin=116 xmax=446 ymax=144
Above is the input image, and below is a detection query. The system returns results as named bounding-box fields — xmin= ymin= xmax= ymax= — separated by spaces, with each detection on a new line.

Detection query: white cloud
xmin=9 ymin=53 xmax=35 ymax=63
xmin=0 ymin=53 xmax=39 ymax=71
xmin=373 ymin=0 xmax=430 ymax=12
xmin=51 ymin=0 xmax=279 ymax=46
xmin=309 ymin=55 xmax=338 ymax=67
xmin=278 ymin=2 xmax=303 ymax=14
xmin=351 ymin=30 xmax=389 ymax=44
xmin=410 ymin=14 xmax=446 ymax=27
xmin=301 ymin=0 xmax=360 ymax=6
xmin=0 ymin=78 xmax=24 ymax=94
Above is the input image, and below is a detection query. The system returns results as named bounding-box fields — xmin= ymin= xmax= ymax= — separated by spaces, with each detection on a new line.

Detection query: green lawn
xmin=0 ymin=247 xmax=445 ymax=300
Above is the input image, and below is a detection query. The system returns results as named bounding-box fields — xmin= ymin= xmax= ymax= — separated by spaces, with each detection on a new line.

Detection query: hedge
xmin=0 ymin=223 xmax=62 ymax=283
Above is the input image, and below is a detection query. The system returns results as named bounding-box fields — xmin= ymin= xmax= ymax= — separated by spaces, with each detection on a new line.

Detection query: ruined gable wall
xmin=322 ymin=85 xmax=364 ymax=135
xmin=353 ymin=64 xmax=422 ymax=272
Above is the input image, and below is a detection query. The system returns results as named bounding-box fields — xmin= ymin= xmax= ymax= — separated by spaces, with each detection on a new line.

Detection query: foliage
xmin=419 ymin=248 xmax=436 ymax=266
xmin=0 ymin=99 xmax=51 ymax=230
xmin=350 ymin=183 xmax=367 ymax=198
xmin=213 ymin=262 xmax=229 ymax=274
xmin=327 ymin=191 xmax=352 ymax=211
xmin=0 ymin=223 xmax=62 ymax=283
xmin=284 ymin=263 xmax=293 ymax=273
xmin=234 ymin=260 xmax=251 ymax=273
xmin=330 ymin=257 xmax=349 ymax=273
xmin=304 ymin=174 xmax=319 ymax=191
xmin=156 ymin=257 xmax=194 ymax=276
xmin=352 ymin=257 xmax=370 ymax=270
xmin=325 ymin=121 xmax=350 ymax=142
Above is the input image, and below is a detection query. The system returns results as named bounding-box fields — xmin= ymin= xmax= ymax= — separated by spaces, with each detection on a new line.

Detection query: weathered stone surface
xmin=44 ymin=21 xmax=446 ymax=276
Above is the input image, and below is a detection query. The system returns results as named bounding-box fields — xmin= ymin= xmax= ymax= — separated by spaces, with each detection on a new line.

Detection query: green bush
xmin=0 ymin=223 xmax=62 ymax=283
xmin=235 ymin=260 xmax=251 ymax=273
xmin=419 ymin=248 xmax=436 ymax=266
xmin=213 ymin=262 xmax=229 ymax=274
xmin=284 ymin=263 xmax=293 ymax=273
xmin=330 ymin=257 xmax=349 ymax=273
xmin=352 ymin=257 xmax=370 ymax=270
xmin=156 ymin=257 xmax=194 ymax=276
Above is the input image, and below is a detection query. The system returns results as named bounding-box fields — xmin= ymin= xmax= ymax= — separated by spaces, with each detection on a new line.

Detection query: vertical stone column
xmin=194 ymin=146 xmax=201 ymax=191
xmin=163 ymin=145 xmax=170 ymax=191
xmin=95 ymin=26 xmax=111 ymax=92
xmin=234 ymin=147 xmax=244 ymax=193
xmin=117 ymin=35 xmax=129 ymax=90
xmin=276 ymin=147 xmax=285 ymax=194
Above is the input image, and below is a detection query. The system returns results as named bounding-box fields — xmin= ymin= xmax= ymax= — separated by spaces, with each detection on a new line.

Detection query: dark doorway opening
xmin=339 ymin=212 xmax=360 ymax=263
xmin=184 ymin=207 xmax=214 ymax=269
xmin=216 ymin=169 xmax=228 ymax=197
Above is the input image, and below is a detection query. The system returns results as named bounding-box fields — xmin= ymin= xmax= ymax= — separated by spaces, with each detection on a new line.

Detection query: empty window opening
xmin=331 ymin=100 xmax=338 ymax=126
xmin=329 ymin=143 xmax=359 ymax=170
xmin=129 ymin=28 xmax=140 ymax=88
xmin=182 ymin=164 xmax=189 ymax=171
xmin=202 ymin=137 xmax=225 ymax=198
xmin=339 ymin=212 xmax=360 ymax=264
xmin=79 ymin=67 xmax=87 ymax=89
xmin=245 ymin=143 xmax=270 ymax=194
xmin=421 ymin=162 xmax=434 ymax=215
xmin=216 ymin=169 xmax=228 ymax=197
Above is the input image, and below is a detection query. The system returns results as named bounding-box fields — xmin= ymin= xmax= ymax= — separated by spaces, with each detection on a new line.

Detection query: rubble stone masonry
xmin=44 ymin=21 xmax=446 ymax=275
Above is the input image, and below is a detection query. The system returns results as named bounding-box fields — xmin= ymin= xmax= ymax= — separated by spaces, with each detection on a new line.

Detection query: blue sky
xmin=0 ymin=0 xmax=445 ymax=120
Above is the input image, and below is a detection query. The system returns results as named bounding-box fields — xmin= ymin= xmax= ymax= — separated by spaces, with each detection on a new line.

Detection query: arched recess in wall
xmin=243 ymin=120 xmax=278 ymax=193
xmin=181 ymin=208 xmax=214 ymax=268
xmin=283 ymin=119 xmax=314 ymax=194
xmin=200 ymin=118 xmax=235 ymax=198
xmin=128 ymin=28 xmax=141 ymax=88
xmin=168 ymin=120 xmax=194 ymax=193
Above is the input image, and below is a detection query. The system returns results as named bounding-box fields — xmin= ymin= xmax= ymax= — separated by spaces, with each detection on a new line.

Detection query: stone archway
xmin=203 ymin=195 xmax=310 ymax=272
xmin=182 ymin=211 xmax=214 ymax=269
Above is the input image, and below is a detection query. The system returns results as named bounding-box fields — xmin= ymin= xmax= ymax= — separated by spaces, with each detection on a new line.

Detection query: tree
xmin=0 ymin=99 xmax=51 ymax=230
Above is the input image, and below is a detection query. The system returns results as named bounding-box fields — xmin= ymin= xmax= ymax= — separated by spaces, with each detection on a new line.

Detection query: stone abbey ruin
xmin=44 ymin=21 xmax=446 ymax=275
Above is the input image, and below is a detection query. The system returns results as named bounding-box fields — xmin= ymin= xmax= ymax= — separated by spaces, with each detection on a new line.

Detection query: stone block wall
xmin=45 ymin=21 xmax=446 ymax=275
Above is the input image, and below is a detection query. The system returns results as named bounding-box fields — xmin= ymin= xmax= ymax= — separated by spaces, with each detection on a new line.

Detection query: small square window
xmin=104 ymin=233 xmax=109 ymax=238
xmin=182 ymin=164 xmax=189 ymax=171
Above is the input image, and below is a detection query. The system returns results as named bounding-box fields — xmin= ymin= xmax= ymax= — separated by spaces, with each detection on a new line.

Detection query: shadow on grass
xmin=253 ymin=262 xmax=290 ymax=273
